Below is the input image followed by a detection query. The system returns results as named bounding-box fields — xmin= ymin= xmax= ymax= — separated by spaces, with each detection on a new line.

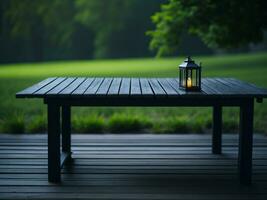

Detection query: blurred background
xmin=1 ymin=0 xmax=266 ymax=63
xmin=0 ymin=0 xmax=266 ymax=134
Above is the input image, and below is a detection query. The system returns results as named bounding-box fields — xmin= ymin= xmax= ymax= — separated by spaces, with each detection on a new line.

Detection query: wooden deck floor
xmin=0 ymin=134 xmax=267 ymax=200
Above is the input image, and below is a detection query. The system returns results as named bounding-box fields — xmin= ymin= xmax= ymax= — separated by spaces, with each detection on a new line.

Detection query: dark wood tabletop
xmin=16 ymin=77 xmax=267 ymax=99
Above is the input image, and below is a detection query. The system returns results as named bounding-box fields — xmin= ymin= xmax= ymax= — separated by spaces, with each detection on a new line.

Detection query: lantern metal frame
xmin=179 ymin=56 xmax=201 ymax=92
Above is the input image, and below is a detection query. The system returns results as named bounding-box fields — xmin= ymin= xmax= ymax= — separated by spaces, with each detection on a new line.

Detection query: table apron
xmin=44 ymin=97 xmax=254 ymax=107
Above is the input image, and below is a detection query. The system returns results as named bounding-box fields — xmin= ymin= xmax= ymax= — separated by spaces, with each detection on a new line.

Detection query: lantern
xmin=179 ymin=56 xmax=201 ymax=91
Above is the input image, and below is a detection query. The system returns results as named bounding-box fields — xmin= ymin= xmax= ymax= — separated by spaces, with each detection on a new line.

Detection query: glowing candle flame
xmin=187 ymin=77 xmax=192 ymax=87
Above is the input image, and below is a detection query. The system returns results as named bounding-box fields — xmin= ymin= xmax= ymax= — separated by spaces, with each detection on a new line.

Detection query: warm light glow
xmin=187 ymin=77 xmax=192 ymax=87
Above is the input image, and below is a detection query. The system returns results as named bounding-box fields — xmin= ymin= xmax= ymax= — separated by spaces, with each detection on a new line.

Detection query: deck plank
xmin=16 ymin=77 xmax=57 ymax=97
xmin=84 ymin=78 xmax=104 ymax=95
xmin=72 ymin=78 xmax=95 ymax=95
xmin=201 ymin=79 xmax=220 ymax=94
xmin=59 ymin=78 xmax=86 ymax=95
xmin=33 ymin=77 xmax=66 ymax=96
xmin=108 ymin=78 xmax=122 ymax=96
xmin=96 ymin=78 xmax=113 ymax=95
xmin=46 ymin=77 xmax=77 ymax=95
xmin=119 ymin=78 xmax=130 ymax=96
xmin=130 ymin=78 xmax=141 ymax=96
xmin=140 ymin=78 xmax=154 ymax=96
xmin=157 ymin=78 xmax=179 ymax=96
xmin=148 ymin=78 xmax=166 ymax=96
xmin=166 ymin=78 xmax=185 ymax=95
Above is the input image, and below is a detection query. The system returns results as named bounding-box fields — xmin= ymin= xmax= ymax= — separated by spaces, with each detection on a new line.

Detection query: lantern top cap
xmin=179 ymin=56 xmax=200 ymax=68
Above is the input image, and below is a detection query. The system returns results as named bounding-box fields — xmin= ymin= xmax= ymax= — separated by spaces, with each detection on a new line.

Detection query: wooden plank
xmin=1 ymin=187 xmax=267 ymax=196
xmin=108 ymin=78 xmax=122 ymax=95
xmin=1 ymin=175 xmax=266 ymax=185
xmin=1 ymin=151 xmax=266 ymax=158
xmin=204 ymin=78 xmax=237 ymax=95
xmin=84 ymin=78 xmax=104 ymax=95
xmin=2 ymin=167 xmax=267 ymax=174
xmin=3 ymin=137 xmax=263 ymax=143
xmin=0 ymin=134 xmax=265 ymax=143
xmin=0 ymin=133 xmax=265 ymax=140
xmin=1 ymin=163 xmax=267 ymax=171
xmin=201 ymin=79 xmax=219 ymax=95
xmin=2 ymin=173 xmax=266 ymax=179
xmin=47 ymin=77 xmax=77 ymax=95
xmin=72 ymin=78 xmax=95 ymax=95
xmin=34 ymin=77 xmax=66 ymax=95
xmin=201 ymin=79 xmax=223 ymax=94
xmin=130 ymin=78 xmax=141 ymax=96
xmin=3 ymin=171 xmax=267 ymax=178
xmin=2 ymin=142 xmax=266 ymax=147
xmin=140 ymin=78 xmax=154 ymax=96
xmin=59 ymin=78 xmax=86 ymax=95
xmin=157 ymin=78 xmax=179 ymax=96
xmin=96 ymin=78 xmax=113 ymax=95
xmin=1 ymin=150 xmax=266 ymax=156
xmin=16 ymin=77 xmax=57 ymax=97
xmin=227 ymin=78 xmax=266 ymax=95
xmin=3 ymin=160 xmax=265 ymax=168
xmin=3 ymin=151 xmax=267 ymax=158
xmin=0 ymin=145 xmax=266 ymax=151
xmin=119 ymin=78 xmax=130 ymax=96
xmin=148 ymin=78 xmax=166 ymax=96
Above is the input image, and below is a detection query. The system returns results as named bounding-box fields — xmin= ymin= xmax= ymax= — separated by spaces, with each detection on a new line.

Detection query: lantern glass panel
xmin=180 ymin=69 xmax=183 ymax=87
xmin=187 ymin=69 xmax=192 ymax=88
xmin=192 ymin=69 xmax=196 ymax=86
xmin=191 ymin=69 xmax=196 ymax=87
xmin=197 ymin=70 xmax=199 ymax=87
xmin=182 ymin=69 xmax=186 ymax=87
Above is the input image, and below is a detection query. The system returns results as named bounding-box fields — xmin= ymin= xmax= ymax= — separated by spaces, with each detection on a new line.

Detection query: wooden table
xmin=16 ymin=77 xmax=267 ymax=185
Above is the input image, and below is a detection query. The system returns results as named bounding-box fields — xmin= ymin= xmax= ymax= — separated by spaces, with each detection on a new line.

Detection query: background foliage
xmin=2 ymin=0 xmax=266 ymax=63
xmin=0 ymin=0 xmax=168 ymax=62
xmin=148 ymin=0 xmax=267 ymax=56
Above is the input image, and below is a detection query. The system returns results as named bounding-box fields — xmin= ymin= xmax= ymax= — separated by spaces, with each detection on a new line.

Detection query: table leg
xmin=48 ymin=103 xmax=61 ymax=183
xmin=62 ymin=106 xmax=72 ymax=163
xmin=212 ymin=105 xmax=222 ymax=154
xmin=238 ymin=99 xmax=254 ymax=185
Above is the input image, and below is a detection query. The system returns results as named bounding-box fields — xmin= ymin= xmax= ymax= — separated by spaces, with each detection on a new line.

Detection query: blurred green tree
xmin=148 ymin=0 xmax=267 ymax=56
xmin=75 ymin=0 xmax=165 ymax=59
xmin=2 ymin=0 xmax=165 ymax=61
xmin=75 ymin=0 xmax=133 ymax=58
xmin=5 ymin=0 xmax=76 ymax=61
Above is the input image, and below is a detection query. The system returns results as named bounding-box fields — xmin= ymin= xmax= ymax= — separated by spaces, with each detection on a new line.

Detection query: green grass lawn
xmin=0 ymin=52 xmax=267 ymax=134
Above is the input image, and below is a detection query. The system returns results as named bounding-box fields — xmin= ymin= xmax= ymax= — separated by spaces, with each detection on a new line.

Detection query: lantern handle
xmin=187 ymin=56 xmax=192 ymax=61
